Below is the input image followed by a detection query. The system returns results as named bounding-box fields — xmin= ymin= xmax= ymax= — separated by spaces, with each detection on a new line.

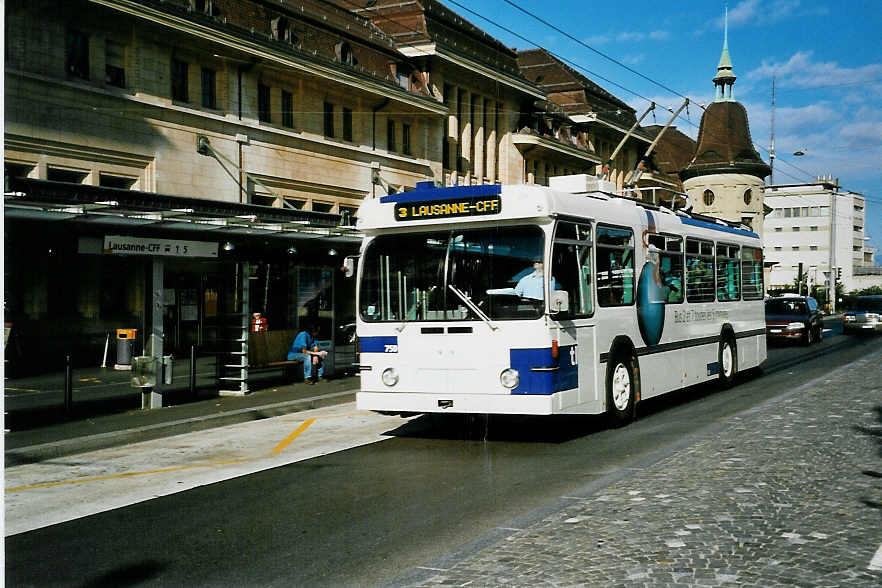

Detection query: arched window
xmin=703 ymin=189 xmax=715 ymax=206
xmin=743 ymin=188 xmax=752 ymax=205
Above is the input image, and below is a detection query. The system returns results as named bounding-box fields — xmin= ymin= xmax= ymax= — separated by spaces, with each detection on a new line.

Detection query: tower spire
xmin=713 ymin=2 xmax=736 ymax=101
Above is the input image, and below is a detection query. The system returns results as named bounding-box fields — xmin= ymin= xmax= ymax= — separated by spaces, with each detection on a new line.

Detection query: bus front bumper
xmin=357 ymin=390 xmax=597 ymax=415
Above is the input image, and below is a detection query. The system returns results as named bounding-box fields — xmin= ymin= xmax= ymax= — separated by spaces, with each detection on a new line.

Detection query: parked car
xmin=765 ymin=295 xmax=824 ymax=345
xmin=843 ymin=295 xmax=882 ymax=335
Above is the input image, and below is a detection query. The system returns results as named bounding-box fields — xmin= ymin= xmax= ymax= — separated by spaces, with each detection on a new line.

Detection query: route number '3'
xmin=384 ymin=344 xmax=399 ymax=353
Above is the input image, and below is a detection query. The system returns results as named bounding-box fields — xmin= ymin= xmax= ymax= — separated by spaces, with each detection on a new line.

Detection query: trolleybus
xmin=352 ymin=175 xmax=766 ymax=423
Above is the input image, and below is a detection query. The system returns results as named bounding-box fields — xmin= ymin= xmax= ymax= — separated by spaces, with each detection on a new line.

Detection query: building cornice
xmin=511 ymin=133 xmax=601 ymax=164
xmin=88 ymin=0 xmax=448 ymax=115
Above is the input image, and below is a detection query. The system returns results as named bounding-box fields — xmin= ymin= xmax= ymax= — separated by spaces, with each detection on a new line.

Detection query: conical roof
xmin=714 ymin=44 xmax=736 ymax=84
xmin=680 ymin=101 xmax=770 ymax=181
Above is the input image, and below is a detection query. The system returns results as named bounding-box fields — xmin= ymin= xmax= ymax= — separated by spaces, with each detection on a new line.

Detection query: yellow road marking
xmin=8 ymin=414 xmax=331 ymax=493
xmin=270 ymin=418 xmax=316 ymax=456
xmin=5 ymin=458 xmax=255 ymax=493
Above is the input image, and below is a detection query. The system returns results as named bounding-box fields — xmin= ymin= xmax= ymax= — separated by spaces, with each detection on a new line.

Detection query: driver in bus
xmin=514 ymin=258 xmax=558 ymax=300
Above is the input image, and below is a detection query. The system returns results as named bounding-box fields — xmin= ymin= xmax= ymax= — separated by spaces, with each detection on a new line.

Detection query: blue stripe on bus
xmin=380 ymin=183 xmax=502 ymax=204
xmin=679 ymin=216 xmax=759 ymax=239
xmin=360 ymin=336 xmax=398 ymax=353
xmin=509 ymin=345 xmax=577 ymax=395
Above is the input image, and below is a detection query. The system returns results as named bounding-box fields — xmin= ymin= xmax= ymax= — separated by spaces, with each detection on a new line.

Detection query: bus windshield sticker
xmin=394 ymin=195 xmax=501 ymax=221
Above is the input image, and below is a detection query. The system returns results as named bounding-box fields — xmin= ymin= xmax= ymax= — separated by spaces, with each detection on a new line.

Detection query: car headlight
xmin=500 ymin=368 xmax=520 ymax=389
xmin=381 ymin=368 xmax=399 ymax=387
xmin=786 ymin=322 xmax=805 ymax=330
xmin=867 ymin=313 xmax=881 ymax=322
xmin=845 ymin=315 xmax=856 ymax=322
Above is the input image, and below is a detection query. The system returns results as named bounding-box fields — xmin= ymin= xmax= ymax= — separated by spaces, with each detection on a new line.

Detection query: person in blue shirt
xmin=287 ymin=323 xmax=327 ymax=383
xmin=514 ymin=259 xmax=558 ymax=300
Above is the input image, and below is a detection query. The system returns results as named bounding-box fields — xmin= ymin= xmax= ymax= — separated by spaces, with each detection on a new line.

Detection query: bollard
xmin=189 ymin=345 xmax=196 ymax=395
xmin=64 ymin=354 xmax=73 ymax=413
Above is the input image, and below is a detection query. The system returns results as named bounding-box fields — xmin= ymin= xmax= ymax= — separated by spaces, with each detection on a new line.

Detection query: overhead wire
xmin=442 ymin=0 xmax=831 ymax=185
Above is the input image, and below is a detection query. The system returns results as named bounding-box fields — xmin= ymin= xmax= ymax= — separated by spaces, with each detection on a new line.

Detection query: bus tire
xmin=718 ymin=334 xmax=737 ymax=388
xmin=606 ymin=351 xmax=636 ymax=427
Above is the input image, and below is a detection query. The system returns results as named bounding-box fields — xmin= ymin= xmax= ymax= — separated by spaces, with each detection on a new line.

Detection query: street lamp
xmin=793 ymin=149 xmax=806 ymax=156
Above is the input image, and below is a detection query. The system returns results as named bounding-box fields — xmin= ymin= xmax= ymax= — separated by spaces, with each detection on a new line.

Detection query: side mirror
xmin=342 ymin=255 xmax=359 ymax=278
xmin=549 ymin=290 xmax=569 ymax=314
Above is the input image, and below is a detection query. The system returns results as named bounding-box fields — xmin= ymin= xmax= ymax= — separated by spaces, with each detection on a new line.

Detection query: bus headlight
xmin=381 ymin=368 xmax=399 ymax=387
xmin=500 ymin=368 xmax=520 ymax=389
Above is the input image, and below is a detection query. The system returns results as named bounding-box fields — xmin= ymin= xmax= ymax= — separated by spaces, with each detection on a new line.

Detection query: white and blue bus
xmin=353 ymin=175 xmax=766 ymax=423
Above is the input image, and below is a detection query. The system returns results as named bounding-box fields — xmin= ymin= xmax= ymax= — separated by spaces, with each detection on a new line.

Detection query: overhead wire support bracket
xmin=196 ymin=135 xmax=295 ymax=210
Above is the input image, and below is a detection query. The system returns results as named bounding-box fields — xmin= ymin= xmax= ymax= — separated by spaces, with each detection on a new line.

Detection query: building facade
xmin=347 ymin=0 xmax=599 ymax=188
xmin=517 ymin=48 xmax=662 ymax=191
xmin=4 ymin=0 xmax=447 ymax=381
xmin=763 ymin=179 xmax=882 ymax=298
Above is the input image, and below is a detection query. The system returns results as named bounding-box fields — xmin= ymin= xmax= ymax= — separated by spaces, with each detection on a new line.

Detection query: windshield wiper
xmin=448 ymin=284 xmax=498 ymax=331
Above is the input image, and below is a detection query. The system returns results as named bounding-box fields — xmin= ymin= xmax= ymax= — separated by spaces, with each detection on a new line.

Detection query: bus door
xmin=551 ymin=220 xmax=600 ymax=408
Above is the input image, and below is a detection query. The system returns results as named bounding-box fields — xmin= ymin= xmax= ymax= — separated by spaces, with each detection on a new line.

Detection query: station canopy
xmin=5 ymin=177 xmax=361 ymax=245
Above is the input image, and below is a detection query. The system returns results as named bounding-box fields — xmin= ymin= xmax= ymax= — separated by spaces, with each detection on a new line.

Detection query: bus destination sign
xmin=395 ymin=195 xmax=501 ymax=221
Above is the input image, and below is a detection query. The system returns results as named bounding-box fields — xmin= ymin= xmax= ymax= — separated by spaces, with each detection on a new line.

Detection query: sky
xmin=438 ymin=0 xmax=882 ymax=263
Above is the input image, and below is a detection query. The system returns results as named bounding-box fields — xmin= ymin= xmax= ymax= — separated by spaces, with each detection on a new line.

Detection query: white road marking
xmin=869 ymin=543 xmax=882 ymax=571
xmin=5 ymin=402 xmax=414 ymax=536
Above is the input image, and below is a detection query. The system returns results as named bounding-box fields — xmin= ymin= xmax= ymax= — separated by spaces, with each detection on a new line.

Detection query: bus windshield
xmin=360 ymin=225 xmax=545 ymax=322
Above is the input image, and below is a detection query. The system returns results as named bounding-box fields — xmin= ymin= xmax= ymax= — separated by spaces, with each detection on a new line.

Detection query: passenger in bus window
xmin=659 ymin=256 xmax=683 ymax=303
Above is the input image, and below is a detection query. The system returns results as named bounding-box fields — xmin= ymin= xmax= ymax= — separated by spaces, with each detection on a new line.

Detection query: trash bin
xmin=115 ymin=329 xmax=137 ymax=371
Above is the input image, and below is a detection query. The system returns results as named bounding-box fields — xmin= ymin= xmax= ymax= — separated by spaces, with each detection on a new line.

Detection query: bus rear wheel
xmin=718 ymin=335 xmax=737 ymax=388
xmin=606 ymin=352 xmax=636 ymax=426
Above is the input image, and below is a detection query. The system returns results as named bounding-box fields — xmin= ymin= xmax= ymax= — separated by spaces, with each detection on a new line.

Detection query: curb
xmin=5 ymin=389 xmax=358 ymax=466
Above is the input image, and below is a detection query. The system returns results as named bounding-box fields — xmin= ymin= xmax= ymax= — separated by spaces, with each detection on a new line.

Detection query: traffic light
xmin=836 ymin=267 xmax=842 ymax=279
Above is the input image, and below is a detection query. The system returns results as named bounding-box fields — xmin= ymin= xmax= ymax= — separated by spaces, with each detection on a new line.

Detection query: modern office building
xmin=763 ymin=178 xmax=881 ymax=300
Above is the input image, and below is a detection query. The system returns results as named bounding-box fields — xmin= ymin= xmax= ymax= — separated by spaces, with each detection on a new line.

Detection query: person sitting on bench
xmin=287 ymin=323 xmax=327 ymax=383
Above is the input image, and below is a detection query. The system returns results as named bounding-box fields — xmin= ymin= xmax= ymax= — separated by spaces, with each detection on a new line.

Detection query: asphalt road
xmin=7 ymin=319 xmax=878 ymax=587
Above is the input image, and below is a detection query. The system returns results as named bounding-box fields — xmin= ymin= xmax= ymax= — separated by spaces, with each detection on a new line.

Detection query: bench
xmin=248 ymin=330 xmax=303 ymax=381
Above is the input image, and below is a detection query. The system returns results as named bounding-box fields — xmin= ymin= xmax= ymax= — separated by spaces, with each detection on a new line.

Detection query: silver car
xmin=843 ymin=295 xmax=882 ymax=334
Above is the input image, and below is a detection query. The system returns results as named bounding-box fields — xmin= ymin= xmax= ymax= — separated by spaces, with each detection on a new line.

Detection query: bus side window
xmin=740 ymin=247 xmax=764 ymax=299
xmin=596 ymin=226 xmax=634 ymax=307
xmin=716 ymin=244 xmax=740 ymax=301
xmin=685 ymin=238 xmax=715 ymax=302
xmin=655 ymin=235 xmax=684 ymax=304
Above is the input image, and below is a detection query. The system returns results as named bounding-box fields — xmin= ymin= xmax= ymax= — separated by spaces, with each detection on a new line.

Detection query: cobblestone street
xmin=405 ymin=350 xmax=882 ymax=587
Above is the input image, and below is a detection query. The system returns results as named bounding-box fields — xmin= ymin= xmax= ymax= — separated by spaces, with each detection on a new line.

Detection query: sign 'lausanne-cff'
xmin=394 ymin=194 xmax=501 ymax=221
xmin=103 ymin=235 xmax=218 ymax=258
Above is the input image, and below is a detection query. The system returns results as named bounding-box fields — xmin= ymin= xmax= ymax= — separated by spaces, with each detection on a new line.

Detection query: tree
xmin=851 ymin=285 xmax=882 ymax=296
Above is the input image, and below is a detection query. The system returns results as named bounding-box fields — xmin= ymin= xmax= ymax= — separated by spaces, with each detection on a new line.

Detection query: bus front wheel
xmin=606 ymin=352 xmax=636 ymax=426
